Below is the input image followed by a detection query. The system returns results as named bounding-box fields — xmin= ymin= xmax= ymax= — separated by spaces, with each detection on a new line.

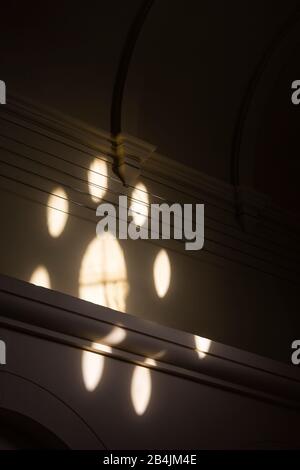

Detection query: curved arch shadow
xmin=110 ymin=0 xmax=155 ymax=137
xmin=0 ymin=408 xmax=68 ymax=449
xmin=0 ymin=370 xmax=106 ymax=450
xmin=231 ymin=6 xmax=300 ymax=188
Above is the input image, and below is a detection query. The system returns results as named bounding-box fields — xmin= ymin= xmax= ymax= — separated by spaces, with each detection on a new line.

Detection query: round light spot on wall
xmin=79 ymin=232 xmax=128 ymax=312
xmin=153 ymin=249 xmax=171 ymax=298
xmin=88 ymin=158 xmax=108 ymax=202
xmin=91 ymin=343 xmax=112 ymax=355
xmin=47 ymin=187 xmax=69 ymax=238
xmin=101 ymin=326 xmax=126 ymax=346
xmin=29 ymin=266 xmax=51 ymax=289
xmin=81 ymin=350 xmax=104 ymax=392
xmin=195 ymin=336 xmax=211 ymax=359
xmin=144 ymin=358 xmax=157 ymax=367
xmin=130 ymin=182 xmax=149 ymax=226
xmin=131 ymin=362 xmax=153 ymax=416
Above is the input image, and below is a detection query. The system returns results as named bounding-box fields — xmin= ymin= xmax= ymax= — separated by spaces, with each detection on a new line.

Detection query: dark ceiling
xmin=1 ymin=0 xmax=300 ymax=190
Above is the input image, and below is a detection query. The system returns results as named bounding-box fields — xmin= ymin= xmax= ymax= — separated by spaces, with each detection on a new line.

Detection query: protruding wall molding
xmin=231 ymin=8 xmax=300 ymax=188
xmin=236 ymin=186 xmax=271 ymax=233
xmin=1 ymin=274 xmax=300 ymax=411
xmin=115 ymin=132 xmax=156 ymax=186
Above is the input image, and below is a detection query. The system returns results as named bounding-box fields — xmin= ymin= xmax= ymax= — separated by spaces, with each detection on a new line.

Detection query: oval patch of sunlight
xmin=130 ymin=182 xmax=149 ymax=226
xmin=79 ymin=232 xmax=128 ymax=312
xmin=101 ymin=326 xmax=126 ymax=346
xmin=131 ymin=360 xmax=155 ymax=416
xmin=153 ymin=249 xmax=171 ymax=298
xmin=88 ymin=158 xmax=108 ymax=202
xmin=47 ymin=187 xmax=69 ymax=238
xmin=195 ymin=336 xmax=212 ymax=359
xmin=30 ymin=266 xmax=51 ymax=289
xmin=91 ymin=343 xmax=112 ymax=354
xmin=81 ymin=350 xmax=105 ymax=392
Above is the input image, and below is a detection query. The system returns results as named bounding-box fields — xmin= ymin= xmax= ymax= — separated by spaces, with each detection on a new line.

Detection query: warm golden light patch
xmin=195 ymin=336 xmax=211 ymax=359
xmin=29 ymin=266 xmax=51 ymax=289
xmin=88 ymin=158 xmax=108 ymax=202
xmin=81 ymin=343 xmax=112 ymax=392
xmin=47 ymin=187 xmax=69 ymax=238
xmin=81 ymin=350 xmax=105 ymax=392
xmin=153 ymin=249 xmax=171 ymax=298
xmin=130 ymin=182 xmax=149 ymax=226
xmin=101 ymin=326 xmax=126 ymax=346
xmin=131 ymin=360 xmax=154 ymax=416
xmin=79 ymin=232 xmax=128 ymax=312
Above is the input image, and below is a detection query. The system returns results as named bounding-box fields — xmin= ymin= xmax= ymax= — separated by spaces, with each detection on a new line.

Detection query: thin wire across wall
xmin=0 ymin=129 xmax=299 ymax=263
xmin=0 ymin=169 xmax=299 ymax=286
xmin=1 ymin=110 xmax=299 ymax=254
xmin=0 ymin=113 xmax=299 ymax=275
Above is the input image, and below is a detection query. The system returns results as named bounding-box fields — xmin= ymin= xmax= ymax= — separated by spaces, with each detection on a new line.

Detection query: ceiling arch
xmin=122 ymin=0 xmax=299 ymax=183
xmin=1 ymin=0 xmax=300 ymax=188
xmin=231 ymin=7 xmax=300 ymax=188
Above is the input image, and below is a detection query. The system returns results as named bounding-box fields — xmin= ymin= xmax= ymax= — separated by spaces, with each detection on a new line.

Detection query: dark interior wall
xmin=254 ymin=45 xmax=300 ymax=215
xmin=1 ymin=325 xmax=300 ymax=450
xmin=1 ymin=0 xmax=300 ymax=187
xmin=0 ymin=0 xmax=141 ymax=130
xmin=123 ymin=0 xmax=299 ymax=182
xmin=0 ymin=409 xmax=68 ymax=449
xmin=0 ymin=109 xmax=297 ymax=364
xmin=1 ymin=1 xmax=300 ymax=452
xmin=0 ymin=1 xmax=299 ymax=363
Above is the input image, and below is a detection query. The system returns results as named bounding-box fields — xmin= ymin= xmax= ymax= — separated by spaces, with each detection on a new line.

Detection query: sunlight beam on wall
xmin=101 ymin=326 xmax=126 ymax=346
xmin=195 ymin=335 xmax=211 ymax=359
xmin=131 ymin=359 xmax=156 ymax=416
xmin=91 ymin=343 xmax=112 ymax=354
xmin=79 ymin=232 xmax=129 ymax=312
xmin=81 ymin=343 xmax=113 ymax=392
xmin=88 ymin=158 xmax=108 ymax=202
xmin=130 ymin=182 xmax=149 ymax=226
xmin=153 ymin=249 xmax=171 ymax=298
xmin=29 ymin=266 xmax=51 ymax=289
xmin=81 ymin=350 xmax=105 ymax=392
xmin=47 ymin=187 xmax=69 ymax=238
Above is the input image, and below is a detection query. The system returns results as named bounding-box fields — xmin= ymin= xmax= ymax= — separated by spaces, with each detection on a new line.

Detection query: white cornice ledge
xmin=0 ymin=274 xmax=300 ymax=411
